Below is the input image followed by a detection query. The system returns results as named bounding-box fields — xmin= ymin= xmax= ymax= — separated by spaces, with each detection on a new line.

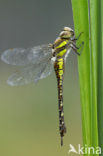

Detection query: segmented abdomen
xmin=54 ymin=58 xmax=66 ymax=146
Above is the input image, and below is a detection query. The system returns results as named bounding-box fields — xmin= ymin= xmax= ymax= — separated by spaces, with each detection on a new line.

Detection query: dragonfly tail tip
xmin=61 ymin=137 xmax=63 ymax=146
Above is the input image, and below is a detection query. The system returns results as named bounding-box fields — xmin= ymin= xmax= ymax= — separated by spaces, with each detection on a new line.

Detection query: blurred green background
xmin=0 ymin=0 xmax=82 ymax=155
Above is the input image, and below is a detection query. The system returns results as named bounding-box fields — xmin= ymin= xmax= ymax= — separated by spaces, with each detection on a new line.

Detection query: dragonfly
xmin=1 ymin=27 xmax=84 ymax=146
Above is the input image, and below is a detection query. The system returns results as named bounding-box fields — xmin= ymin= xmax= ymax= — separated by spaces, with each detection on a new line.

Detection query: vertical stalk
xmin=71 ymin=0 xmax=100 ymax=155
xmin=71 ymin=0 xmax=91 ymax=149
xmin=97 ymin=0 xmax=103 ymax=154
xmin=89 ymin=0 xmax=99 ymax=150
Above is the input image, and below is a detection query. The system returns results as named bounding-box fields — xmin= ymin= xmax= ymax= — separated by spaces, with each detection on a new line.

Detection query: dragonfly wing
xmin=1 ymin=44 xmax=52 ymax=66
xmin=34 ymin=60 xmax=53 ymax=83
xmin=7 ymin=60 xmax=53 ymax=86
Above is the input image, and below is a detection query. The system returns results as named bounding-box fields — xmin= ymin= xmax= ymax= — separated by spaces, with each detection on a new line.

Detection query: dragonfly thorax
xmin=52 ymin=37 xmax=71 ymax=59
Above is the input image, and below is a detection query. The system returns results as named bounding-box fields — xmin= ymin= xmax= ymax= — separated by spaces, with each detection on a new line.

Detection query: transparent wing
xmin=1 ymin=44 xmax=52 ymax=66
xmin=7 ymin=60 xmax=53 ymax=86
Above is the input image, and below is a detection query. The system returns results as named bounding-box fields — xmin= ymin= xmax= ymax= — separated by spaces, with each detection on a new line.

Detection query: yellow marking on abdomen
xmin=54 ymin=58 xmax=66 ymax=146
xmin=56 ymin=58 xmax=64 ymax=75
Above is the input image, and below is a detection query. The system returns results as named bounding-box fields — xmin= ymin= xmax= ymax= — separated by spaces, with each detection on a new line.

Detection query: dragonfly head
xmin=59 ymin=27 xmax=74 ymax=39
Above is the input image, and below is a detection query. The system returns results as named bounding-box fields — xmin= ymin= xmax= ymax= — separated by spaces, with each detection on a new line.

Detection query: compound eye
xmin=64 ymin=27 xmax=74 ymax=32
xmin=59 ymin=31 xmax=69 ymax=38
xmin=59 ymin=30 xmax=74 ymax=39
xmin=70 ymin=30 xmax=74 ymax=36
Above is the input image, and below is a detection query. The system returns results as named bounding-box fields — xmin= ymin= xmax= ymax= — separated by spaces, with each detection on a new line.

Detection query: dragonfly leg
xmin=70 ymin=41 xmax=84 ymax=56
xmin=70 ymin=44 xmax=81 ymax=55
xmin=66 ymin=40 xmax=84 ymax=56
xmin=70 ymin=32 xmax=84 ymax=41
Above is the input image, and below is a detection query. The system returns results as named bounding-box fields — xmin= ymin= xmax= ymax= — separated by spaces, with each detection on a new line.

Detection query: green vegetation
xmin=71 ymin=0 xmax=103 ymax=155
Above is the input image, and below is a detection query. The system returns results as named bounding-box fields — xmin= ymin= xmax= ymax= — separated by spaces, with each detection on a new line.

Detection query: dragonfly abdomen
xmin=54 ymin=58 xmax=66 ymax=146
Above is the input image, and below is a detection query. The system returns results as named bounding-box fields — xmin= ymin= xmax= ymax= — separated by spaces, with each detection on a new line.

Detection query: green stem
xmin=89 ymin=0 xmax=99 ymax=150
xmin=97 ymin=0 xmax=103 ymax=154
xmin=71 ymin=0 xmax=100 ymax=155
xmin=71 ymin=0 xmax=91 ymax=148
